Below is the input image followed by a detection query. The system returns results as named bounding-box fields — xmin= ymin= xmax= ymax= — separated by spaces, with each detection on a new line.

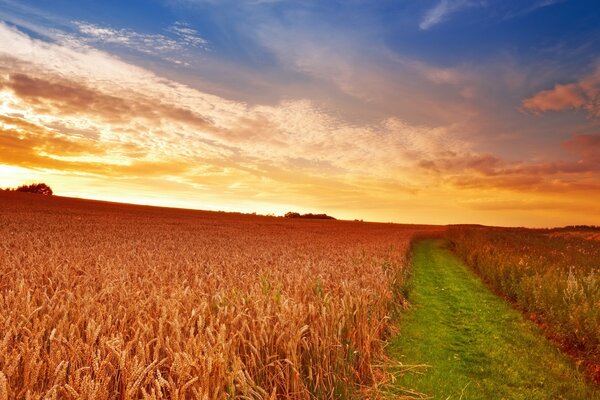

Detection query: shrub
xmin=15 ymin=183 xmax=53 ymax=195
xmin=284 ymin=212 xmax=336 ymax=220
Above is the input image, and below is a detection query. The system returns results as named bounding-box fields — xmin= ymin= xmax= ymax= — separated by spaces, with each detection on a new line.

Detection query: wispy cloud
xmin=167 ymin=21 xmax=208 ymax=47
xmin=51 ymin=20 xmax=209 ymax=66
xmin=0 ymin=0 xmax=210 ymax=56
xmin=419 ymin=0 xmax=471 ymax=30
xmin=420 ymin=0 xmax=565 ymax=30
xmin=503 ymin=0 xmax=565 ymax=20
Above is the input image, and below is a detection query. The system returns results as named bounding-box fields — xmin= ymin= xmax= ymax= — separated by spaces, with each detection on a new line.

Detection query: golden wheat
xmin=0 ymin=371 xmax=8 ymax=400
xmin=0 ymin=192 xmax=440 ymax=399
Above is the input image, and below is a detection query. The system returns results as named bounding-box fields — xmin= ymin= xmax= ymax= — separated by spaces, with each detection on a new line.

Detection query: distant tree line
xmin=284 ymin=212 xmax=336 ymax=220
xmin=2 ymin=183 xmax=53 ymax=195
xmin=550 ymin=225 xmax=600 ymax=231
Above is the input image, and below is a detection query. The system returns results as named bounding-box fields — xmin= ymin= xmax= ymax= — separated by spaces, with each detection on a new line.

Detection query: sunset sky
xmin=1 ymin=0 xmax=600 ymax=226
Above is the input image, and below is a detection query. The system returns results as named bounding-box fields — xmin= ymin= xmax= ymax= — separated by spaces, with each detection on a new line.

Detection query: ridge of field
xmin=388 ymin=239 xmax=599 ymax=400
xmin=448 ymin=226 xmax=600 ymax=382
xmin=0 ymin=192 xmax=442 ymax=399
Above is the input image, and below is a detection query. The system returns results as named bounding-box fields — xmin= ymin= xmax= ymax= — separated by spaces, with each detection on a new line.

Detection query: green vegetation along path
xmin=388 ymin=239 xmax=599 ymax=400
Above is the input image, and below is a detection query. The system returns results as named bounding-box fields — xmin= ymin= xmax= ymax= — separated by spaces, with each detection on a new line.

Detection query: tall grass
xmin=447 ymin=226 xmax=600 ymax=380
xmin=0 ymin=193 xmax=437 ymax=399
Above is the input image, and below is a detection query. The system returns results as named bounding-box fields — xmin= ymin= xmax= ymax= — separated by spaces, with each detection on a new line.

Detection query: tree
xmin=284 ymin=211 xmax=335 ymax=220
xmin=15 ymin=183 xmax=53 ymax=195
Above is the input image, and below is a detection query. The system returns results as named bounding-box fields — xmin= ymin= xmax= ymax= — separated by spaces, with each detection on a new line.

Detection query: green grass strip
xmin=387 ymin=239 xmax=599 ymax=400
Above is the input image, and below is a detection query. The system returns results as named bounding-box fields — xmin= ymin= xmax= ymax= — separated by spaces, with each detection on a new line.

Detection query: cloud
xmin=419 ymin=1 xmax=565 ymax=31
xmin=254 ymin=22 xmax=485 ymax=130
xmin=53 ymin=20 xmax=209 ymax=66
xmin=0 ymin=115 xmax=188 ymax=178
xmin=0 ymin=22 xmax=462 ymax=207
xmin=0 ymin=72 xmax=216 ymax=130
xmin=522 ymin=83 xmax=585 ymax=113
xmin=73 ymin=20 xmax=207 ymax=51
xmin=416 ymin=131 xmax=600 ymax=194
xmin=0 ymin=22 xmax=591 ymax=190
xmin=419 ymin=0 xmax=471 ymax=30
xmin=522 ymin=63 xmax=600 ymax=117
xmin=1 ymin=19 xmax=600 ymax=224
xmin=167 ymin=21 xmax=208 ymax=46
xmin=0 ymin=2 xmax=207 ymax=65
xmin=563 ymin=133 xmax=600 ymax=164
xmin=503 ymin=0 xmax=565 ymax=20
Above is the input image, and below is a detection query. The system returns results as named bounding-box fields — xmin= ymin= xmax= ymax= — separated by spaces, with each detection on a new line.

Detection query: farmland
xmin=2 ymin=191 xmax=600 ymax=400
xmin=0 ymin=192 xmax=441 ymax=399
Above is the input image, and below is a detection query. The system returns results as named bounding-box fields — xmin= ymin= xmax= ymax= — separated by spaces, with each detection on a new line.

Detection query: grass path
xmin=387 ymin=239 xmax=599 ymax=400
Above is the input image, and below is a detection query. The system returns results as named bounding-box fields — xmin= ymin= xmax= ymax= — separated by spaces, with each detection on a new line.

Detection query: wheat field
xmin=0 ymin=192 xmax=440 ymax=399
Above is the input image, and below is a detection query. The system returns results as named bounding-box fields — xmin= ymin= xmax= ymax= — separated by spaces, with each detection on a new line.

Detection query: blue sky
xmin=11 ymin=1 xmax=596 ymax=64
xmin=6 ymin=1 xmax=599 ymax=80
xmin=1 ymin=0 xmax=600 ymax=225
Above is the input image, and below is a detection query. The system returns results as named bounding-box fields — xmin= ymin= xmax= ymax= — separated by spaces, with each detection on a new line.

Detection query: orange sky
xmin=1 ymin=19 xmax=600 ymax=227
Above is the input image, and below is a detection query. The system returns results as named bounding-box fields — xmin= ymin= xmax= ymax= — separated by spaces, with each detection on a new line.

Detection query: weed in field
xmin=448 ymin=226 xmax=600 ymax=381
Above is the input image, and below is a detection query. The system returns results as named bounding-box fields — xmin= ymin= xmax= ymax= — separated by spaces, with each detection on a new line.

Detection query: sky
xmin=1 ymin=0 xmax=600 ymax=226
